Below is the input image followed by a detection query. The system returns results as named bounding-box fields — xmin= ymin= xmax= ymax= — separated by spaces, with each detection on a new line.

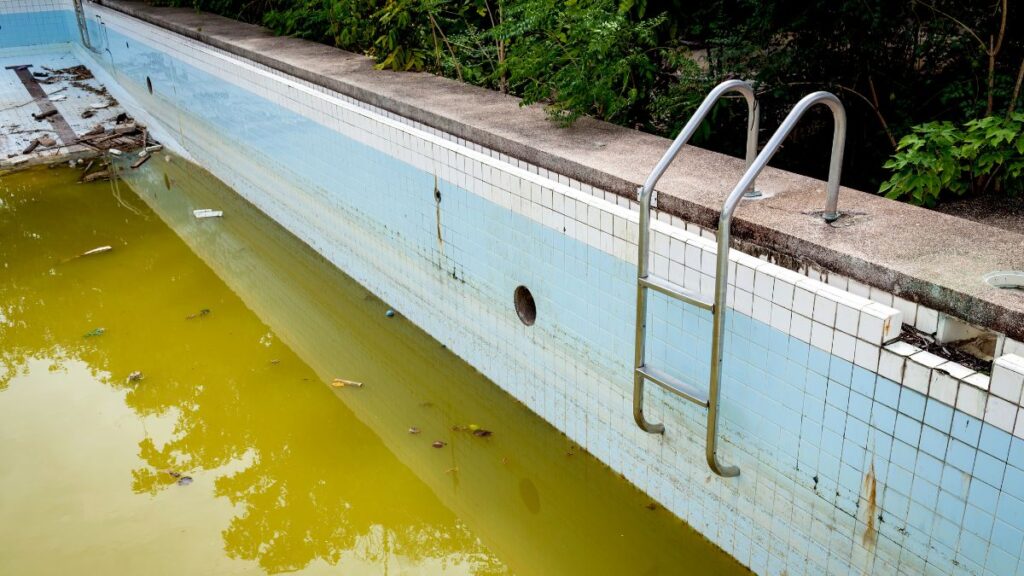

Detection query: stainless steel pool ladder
xmin=632 ymin=87 xmax=847 ymax=478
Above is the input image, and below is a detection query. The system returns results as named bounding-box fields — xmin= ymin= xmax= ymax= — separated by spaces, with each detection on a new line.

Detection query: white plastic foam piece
xmin=192 ymin=209 xmax=223 ymax=219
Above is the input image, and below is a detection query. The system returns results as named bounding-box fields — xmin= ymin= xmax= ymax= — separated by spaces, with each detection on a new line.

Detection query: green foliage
xmin=880 ymin=114 xmax=1024 ymax=206
xmin=499 ymin=0 xmax=664 ymax=126
xmin=155 ymin=0 xmax=1024 ymax=206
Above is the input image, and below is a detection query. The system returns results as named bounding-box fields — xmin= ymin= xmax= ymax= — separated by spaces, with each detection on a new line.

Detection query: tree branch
xmin=1009 ymin=57 xmax=1024 ymax=116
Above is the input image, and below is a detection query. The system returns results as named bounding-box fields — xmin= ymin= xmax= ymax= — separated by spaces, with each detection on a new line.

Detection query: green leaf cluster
xmin=880 ymin=114 xmax=1024 ymax=206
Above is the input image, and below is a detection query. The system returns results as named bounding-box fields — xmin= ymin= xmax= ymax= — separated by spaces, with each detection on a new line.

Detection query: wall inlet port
xmin=514 ymin=285 xmax=536 ymax=326
xmin=984 ymin=271 xmax=1024 ymax=293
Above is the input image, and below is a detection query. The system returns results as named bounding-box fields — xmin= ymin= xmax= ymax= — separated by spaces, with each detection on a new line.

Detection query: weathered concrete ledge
xmin=97 ymin=0 xmax=1024 ymax=340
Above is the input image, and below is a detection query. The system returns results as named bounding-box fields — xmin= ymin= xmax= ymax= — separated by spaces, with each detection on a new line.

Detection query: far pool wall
xmin=79 ymin=6 xmax=1024 ymax=576
xmin=0 ymin=0 xmax=76 ymax=48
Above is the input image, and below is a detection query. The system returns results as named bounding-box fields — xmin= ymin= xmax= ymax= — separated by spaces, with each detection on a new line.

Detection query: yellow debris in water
xmin=330 ymin=378 xmax=362 ymax=388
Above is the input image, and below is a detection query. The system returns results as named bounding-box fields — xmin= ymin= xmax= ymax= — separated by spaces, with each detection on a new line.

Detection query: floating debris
xmin=645 ymin=502 xmax=658 ymax=511
xmin=330 ymin=378 xmax=363 ymax=388
xmin=270 ymin=359 xmax=280 ymax=365
xmin=432 ymin=441 xmax=447 ymax=449
xmin=193 ymin=209 xmax=223 ymax=219
xmin=126 ymin=371 xmax=144 ymax=384
xmin=82 ymin=170 xmax=111 ymax=183
xmin=452 ymin=423 xmax=493 ymax=437
xmin=185 ymin=308 xmax=211 ymax=320
xmin=385 ymin=309 xmax=395 ymax=317
xmin=130 ymin=154 xmax=151 ymax=170
xmin=83 ymin=327 xmax=105 ymax=338
xmin=80 ymin=245 xmax=112 ymax=258
xmin=162 ymin=470 xmax=193 ymax=486
xmin=408 ymin=427 xmax=421 ymax=435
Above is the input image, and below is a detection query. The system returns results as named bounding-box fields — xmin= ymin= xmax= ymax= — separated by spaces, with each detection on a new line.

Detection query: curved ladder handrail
xmin=633 ymin=80 xmax=759 ymax=478
xmin=705 ymin=91 xmax=847 ymax=476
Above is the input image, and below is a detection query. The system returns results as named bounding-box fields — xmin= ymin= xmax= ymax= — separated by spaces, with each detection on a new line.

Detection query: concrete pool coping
xmin=95 ymin=0 xmax=1024 ymax=341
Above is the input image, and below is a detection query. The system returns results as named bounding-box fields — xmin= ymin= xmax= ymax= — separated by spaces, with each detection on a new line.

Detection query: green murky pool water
xmin=0 ymin=160 xmax=746 ymax=575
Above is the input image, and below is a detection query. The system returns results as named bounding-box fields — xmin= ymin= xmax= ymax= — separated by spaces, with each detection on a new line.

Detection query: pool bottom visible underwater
xmin=0 ymin=160 xmax=747 ymax=575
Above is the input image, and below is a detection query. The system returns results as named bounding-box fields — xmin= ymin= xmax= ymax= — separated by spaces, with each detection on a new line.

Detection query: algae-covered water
xmin=0 ymin=161 xmax=746 ymax=575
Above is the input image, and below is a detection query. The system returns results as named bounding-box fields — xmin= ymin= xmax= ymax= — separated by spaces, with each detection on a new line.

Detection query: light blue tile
xmin=959 ymin=530 xmax=990 ymax=567
xmin=916 ymin=452 xmax=944 ymax=485
xmin=887 ymin=463 xmax=914 ymax=495
xmin=979 ymin=423 xmax=1012 ymax=459
xmin=828 ymin=358 xmax=853 ymax=386
xmin=851 ymin=366 xmax=875 ymax=397
xmin=920 ymin=425 xmax=950 ymax=459
xmin=969 ymin=479 xmax=1000 ymax=510
xmin=975 ymin=452 xmax=1007 ymax=489
xmin=883 ymin=487 xmax=910 ymax=520
xmin=848 ymin=391 xmax=872 ymax=423
xmin=936 ymin=490 xmax=966 ymax=524
xmin=911 ymin=476 xmax=940 ymax=508
xmin=875 ymin=377 xmax=901 ymax=409
xmin=987 ymin=546 xmax=1018 ymax=576
xmin=874 ymin=431 xmax=894 ymax=462
xmin=952 ymin=411 xmax=983 ymax=447
xmin=925 ymin=398 xmax=954 ymax=433
xmin=898 ymin=389 xmax=926 ymax=420
xmin=826 ymin=379 xmax=850 ymax=411
xmin=947 ymin=439 xmax=978 ymax=474
xmin=1011 ymin=437 xmax=1024 ymax=465
xmin=871 ymin=403 xmax=897 ymax=434
xmin=823 ymin=404 xmax=847 ymax=434
xmin=891 ymin=439 xmax=919 ymax=473
xmin=895 ymin=413 xmax=922 ymax=445
xmin=805 ymin=372 xmax=828 ymax=400
xmin=843 ymin=416 xmax=868 ymax=448
xmin=908 ymin=500 xmax=936 ymax=533
xmin=992 ymin=519 xmax=1024 ymax=556
xmin=821 ymin=428 xmax=844 ymax=459
xmin=1004 ymin=465 xmax=1024 ymax=501
xmin=996 ymin=492 xmax=1024 ymax=526
xmin=941 ymin=464 xmax=969 ymax=499
xmin=963 ymin=503 xmax=995 ymax=538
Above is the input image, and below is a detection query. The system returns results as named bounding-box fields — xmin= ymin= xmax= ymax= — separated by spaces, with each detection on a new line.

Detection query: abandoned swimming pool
xmin=3 ymin=1 xmax=1024 ymax=575
xmin=0 ymin=165 xmax=746 ymax=574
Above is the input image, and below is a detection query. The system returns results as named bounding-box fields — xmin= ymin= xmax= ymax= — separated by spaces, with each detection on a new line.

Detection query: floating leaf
xmin=472 ymin=429 xmax=493 ymax=437
xmin=186 ymin=308 xmax=211 ymax=320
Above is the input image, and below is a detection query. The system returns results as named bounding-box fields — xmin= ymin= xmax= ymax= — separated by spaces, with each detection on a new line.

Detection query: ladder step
xmin=636 ymin=365 xmax=709 ymax=407
xmin=639 ymin=275 xmax=713 ymax=311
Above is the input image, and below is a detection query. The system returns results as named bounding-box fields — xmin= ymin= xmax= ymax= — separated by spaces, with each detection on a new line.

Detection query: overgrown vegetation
xmin=160 ymin=0 xmax=1023 ymax=205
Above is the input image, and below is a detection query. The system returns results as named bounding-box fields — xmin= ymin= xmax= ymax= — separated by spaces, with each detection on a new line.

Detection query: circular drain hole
xmin=984 ymin=271 xmax=1024 ymax=293
xmin=514 ymin=286 xmax=536 ymax=326
xmin=146 ymin=76 xmax=153 ymax=94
